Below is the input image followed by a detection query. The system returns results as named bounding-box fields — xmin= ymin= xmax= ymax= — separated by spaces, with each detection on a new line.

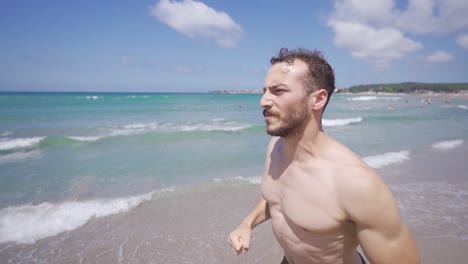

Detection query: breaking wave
xmin=323 ymin=117 xmax=363 ymax=127
xmin=363 ymin=150 xmax=411 ymax=169
xmin=432 ymin=139 xmax=464 ymax=151
xmin=0 ymin=192 xmax=155 ymax=244
xmin=0 ymin=137 xmax=45 ymax=151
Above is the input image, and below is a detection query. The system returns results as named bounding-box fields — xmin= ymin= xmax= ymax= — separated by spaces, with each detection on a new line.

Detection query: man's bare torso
xmin=261 ymin=137 xmax=365 ymax=264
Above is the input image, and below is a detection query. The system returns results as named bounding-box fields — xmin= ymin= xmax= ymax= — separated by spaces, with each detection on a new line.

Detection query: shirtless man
xmin=228 ymin=48 xmax=419 ymax=264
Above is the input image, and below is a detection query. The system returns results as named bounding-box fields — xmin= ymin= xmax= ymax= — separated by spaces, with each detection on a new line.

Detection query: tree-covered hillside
xmin=340 ymin=82 xmax=468 ymax=93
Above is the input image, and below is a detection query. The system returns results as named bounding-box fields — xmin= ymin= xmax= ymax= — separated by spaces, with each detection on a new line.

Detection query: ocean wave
xmin=363 ymin=150 xmax=410 ymax=169
xmin=67 ymin=136 xmax=103 ymax=142
xmin=392 ymin=182 xmax=468 ymax=240
xmin=216 ymin=176 xmax=262 ymax=185
xmin=0 ymin=150 xmax=42 ymax=164
xmin=0 ymin=192 xmax=155 ymax=244
xmin=323 ymin=117 xmax=363 ymax=127
xmin=1 ymin=131 xmax=13 ymax=137
xmin=431 ymin=139 xmax=464 ymax=151
xmin=0 ymin=137 xmax=45 ymax=151
xmin=455 ymin=105 xmax=467 ymax=110
xmin=108 ymin=122 xmax=160 ymax=136
xmin=176 ymin=123 xmax=251 ymax=132
xmin=0 ymin=121 xmax=254 ymax=151
xmin=107 ymin=121 xmax=252 ymax=136
xmin=347 ymin=96 xmax=401 ymax=101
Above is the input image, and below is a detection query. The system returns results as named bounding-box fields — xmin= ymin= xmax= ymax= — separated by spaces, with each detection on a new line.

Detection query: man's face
xmin=260 ymin=60 xmax=311 ymax=138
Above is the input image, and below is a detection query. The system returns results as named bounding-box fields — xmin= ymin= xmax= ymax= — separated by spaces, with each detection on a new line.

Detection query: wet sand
xmin=380 ymin=143 xmax=468 ymax=264
xmin=0 ymin=183 xmax=283 ymax=264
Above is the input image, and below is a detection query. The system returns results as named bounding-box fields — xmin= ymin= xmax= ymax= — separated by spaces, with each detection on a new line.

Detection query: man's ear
xmin=312 ymin=89 xmax=328 ymax=110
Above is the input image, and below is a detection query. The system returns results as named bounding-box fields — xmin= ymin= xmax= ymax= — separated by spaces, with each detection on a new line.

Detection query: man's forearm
xmin=242 ymin=196 xmax=271 ymax=229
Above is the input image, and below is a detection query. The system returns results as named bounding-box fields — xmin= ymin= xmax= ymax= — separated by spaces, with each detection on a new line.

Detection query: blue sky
xmin=1 ymin=0 xmax=467 ymax=92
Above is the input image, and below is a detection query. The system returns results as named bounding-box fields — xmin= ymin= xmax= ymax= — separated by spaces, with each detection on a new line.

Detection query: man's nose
xmin=260 ymin=91 xmax=272 ymax=109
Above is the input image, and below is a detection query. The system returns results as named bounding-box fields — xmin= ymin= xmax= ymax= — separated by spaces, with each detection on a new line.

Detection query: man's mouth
xmin=263 ymin=109 xmax=276 ymax=119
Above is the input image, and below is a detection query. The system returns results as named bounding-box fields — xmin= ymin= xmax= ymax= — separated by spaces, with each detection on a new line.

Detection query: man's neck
xmin=280 ymin=120 xmax=328 ymax=163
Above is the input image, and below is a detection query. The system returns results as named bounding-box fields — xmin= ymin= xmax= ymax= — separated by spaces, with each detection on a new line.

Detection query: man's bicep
xmin=356 ymin=217 xmax=417 ymax=263
xmin=352 ymin=182 xmax=419 ymax=263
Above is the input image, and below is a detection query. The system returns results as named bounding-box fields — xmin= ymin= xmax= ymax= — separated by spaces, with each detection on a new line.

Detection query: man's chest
xmin=262 ymin=164 xmax=350 ymax=235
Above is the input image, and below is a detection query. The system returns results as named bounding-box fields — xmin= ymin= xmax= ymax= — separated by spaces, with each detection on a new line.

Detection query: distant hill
xmin=339 ymin=82 xmax=468 ymax=94
xmin=208 ymin=89 xmax=262 ymax=94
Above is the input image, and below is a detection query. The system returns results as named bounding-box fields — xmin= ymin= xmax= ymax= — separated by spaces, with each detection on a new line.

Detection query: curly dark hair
xmin=270 ymin=48 xmax=336 ymax=110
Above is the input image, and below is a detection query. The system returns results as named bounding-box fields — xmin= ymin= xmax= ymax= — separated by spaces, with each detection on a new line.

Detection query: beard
xmin=264 ymin=99 xmax=309 ymax=138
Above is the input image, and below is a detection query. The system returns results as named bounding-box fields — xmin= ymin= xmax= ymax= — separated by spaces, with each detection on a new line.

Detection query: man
xmin=228 ymin=48 xmax=419 ymax=264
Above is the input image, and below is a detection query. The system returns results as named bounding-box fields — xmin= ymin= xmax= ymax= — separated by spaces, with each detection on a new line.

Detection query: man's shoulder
xmin=333 ymin=162 xmax=395 ymax=220
xmin=325 ymin=138 xmax=377 ymax=179
xmin=334 ymin=159 xmax=382 ymax=189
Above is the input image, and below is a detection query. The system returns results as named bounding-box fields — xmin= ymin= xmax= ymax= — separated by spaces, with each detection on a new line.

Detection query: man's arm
xmin=341 ymin=167 xmax=420 ymax=264
xmin=228 ymin=137 xmax=277 ymax=255
xmin=228 ymin=196 xmax=271 ymax=255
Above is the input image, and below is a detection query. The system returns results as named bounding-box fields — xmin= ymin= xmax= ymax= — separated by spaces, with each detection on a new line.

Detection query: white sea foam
xmin=363 ymin=150 xmax=410 ymax=169
xmin=0 ymin=137 xmax=45 ymax=151
xmin=348 ymin=96 xmax=378 ymax=101
xmin=68 ymin=136 xmax=103 ymax=142
xmin=455 ymin=105 xmax=467 ymax=110
xmin=108 ymin=121 xmax=251 ymax=136
xmin=323 ymin=117 xmax=363 ymax=127
xmin=85 ymin=96 xmax=99 ymax=100
xmin=108 ymin=122 xmax=160 ymax=136
xmin=226 ymin=176 xmax=262 ymax=185
xmin=0 ymin=150 xmax=42 ymax=164
xmin=176 ymin=123 xmax=251 ymax=132
xmin=432 ymin=139 xmax=464 ymax=151
xmin=47 ymin=121 xmax=251 ymax=144
xmin=0 ymin=192 xmax=154 ymax=244
xmin=1 ymin=131 xmax=13 ymax=137
xmin=347 ymin=96 xmax=401 ymax=101
xmin=391 ymin=182 xmax=468 ymax=240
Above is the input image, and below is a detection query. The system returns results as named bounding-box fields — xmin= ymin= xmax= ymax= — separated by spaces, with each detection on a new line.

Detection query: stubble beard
xmin=264 ymin=99 xmax=309 ymax=138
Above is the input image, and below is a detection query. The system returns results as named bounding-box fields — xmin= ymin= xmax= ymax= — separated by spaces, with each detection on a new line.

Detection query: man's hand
xmin=228 ymin=223 xmax=252 ymax=255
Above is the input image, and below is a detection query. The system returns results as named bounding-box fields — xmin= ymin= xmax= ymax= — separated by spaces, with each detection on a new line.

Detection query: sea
xmin=0 ymin=92 xmax=467 ymax=264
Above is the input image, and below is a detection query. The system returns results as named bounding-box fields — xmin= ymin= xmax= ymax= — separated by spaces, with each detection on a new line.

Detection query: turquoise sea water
xmin=0 ymin=92 xmax=467 ymax=247
xmin=0 ymin=93 xmax=268 ymax=207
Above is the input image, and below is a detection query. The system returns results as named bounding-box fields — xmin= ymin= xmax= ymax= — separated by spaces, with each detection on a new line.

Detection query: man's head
xmin=261 ymin=48 xmax=335 ymax=138
xmin=270 ymin=48 xmax=335 ymax=110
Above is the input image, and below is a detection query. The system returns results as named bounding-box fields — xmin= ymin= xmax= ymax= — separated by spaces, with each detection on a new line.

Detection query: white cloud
xmin=395 ymin=0 xmax=468 ymax=35
xmin=328 ymin=20 xmax=422 ymax=66
xmin=426 ymin=51 xmax=455 ymax=62
xmin=456 ymin=33 xmax=468 ymax=49
xmin=331 ymin=0 xmax=468 ymax=35
xmin=151 ymin=0 xmax=244 ymax=48
xmin=331 ymin=0 xmax=395 ymax=25
xmin=328 ymin=0 xmax=468 ymax=66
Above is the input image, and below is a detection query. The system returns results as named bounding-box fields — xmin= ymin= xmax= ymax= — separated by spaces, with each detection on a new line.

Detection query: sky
xmin=0 ymin=0 xmax=467 ymax=92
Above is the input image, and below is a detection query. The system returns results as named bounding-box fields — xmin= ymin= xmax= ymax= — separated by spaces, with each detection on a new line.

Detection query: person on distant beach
xmin=228 ymin=48 xmax=419 ymax=264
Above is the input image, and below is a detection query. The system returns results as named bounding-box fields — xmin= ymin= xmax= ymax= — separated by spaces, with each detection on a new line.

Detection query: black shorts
xmin=280 ymin=252 xmax=366 ymax=264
